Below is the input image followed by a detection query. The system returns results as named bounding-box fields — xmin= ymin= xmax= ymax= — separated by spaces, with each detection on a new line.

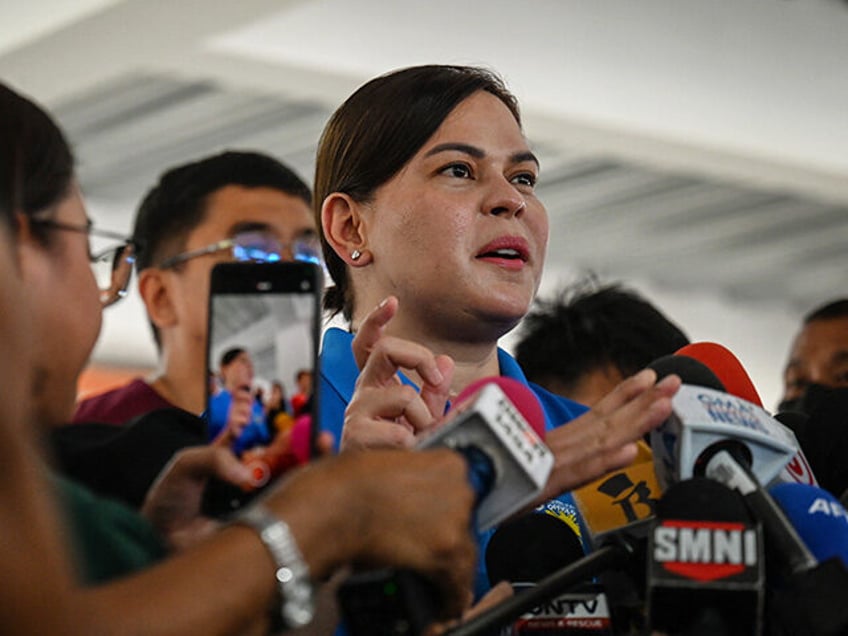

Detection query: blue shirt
xmin=207 ymin=390 xmax=271 ymax=455
xmin=318 ymin=327 xmax=591 ymax=601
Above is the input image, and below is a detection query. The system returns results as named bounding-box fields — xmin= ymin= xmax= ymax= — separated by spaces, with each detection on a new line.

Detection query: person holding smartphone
xmin=56 ymin=150 xmax=327 ymax=508
xmin=72 ymin=150 xmax=320 ymax=426
xmin=1 ymin=80 xmax=487 ymax=635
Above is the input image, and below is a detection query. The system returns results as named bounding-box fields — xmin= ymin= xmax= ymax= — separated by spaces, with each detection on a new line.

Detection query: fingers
xmin=356 ymin=334 xmax=446 ymax=392
xmin=170 ymin=445 xmax=252 ymax=488
xmin=419 ymin=355 xmax=455 ymax=421
xmin=543 ymin=370 xmax=681 ymax=499
xmin=347 ymin=298 xmax=455 ymax=450
xmin=342 ymin=416 xmax=415 ymax=450
xmin=352 ymin=295 xmax=398 ymax=370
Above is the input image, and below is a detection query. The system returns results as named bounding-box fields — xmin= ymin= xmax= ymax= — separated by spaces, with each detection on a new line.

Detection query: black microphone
xmin=445 ymin=519 xmax=651 ymax=636
xmin=485 ymin=503 xmax=616 ymax=634
xmin=647 ymin=477 xmax=765 ymax=636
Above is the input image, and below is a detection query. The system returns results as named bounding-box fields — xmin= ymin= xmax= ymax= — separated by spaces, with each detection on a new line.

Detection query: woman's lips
xmin=476 ymin=236 xmax=530 ymax=270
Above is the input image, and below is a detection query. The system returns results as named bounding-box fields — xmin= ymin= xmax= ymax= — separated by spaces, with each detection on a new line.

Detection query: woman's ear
xmin=138 ymin=269 xmax=178 ymax=330
xmin=321 ymin=192 xmax=371 ymax=266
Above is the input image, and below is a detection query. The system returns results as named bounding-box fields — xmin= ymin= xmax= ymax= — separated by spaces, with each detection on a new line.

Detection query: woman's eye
xmin=511 ymin=172 xmax=537 ymax=188
xmin=441 ymin=163 xmax=472 ymax=179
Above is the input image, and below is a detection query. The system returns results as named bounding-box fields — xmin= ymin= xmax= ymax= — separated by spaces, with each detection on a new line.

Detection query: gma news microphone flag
xmin=650 ymin=384 xmax=797 ymax=491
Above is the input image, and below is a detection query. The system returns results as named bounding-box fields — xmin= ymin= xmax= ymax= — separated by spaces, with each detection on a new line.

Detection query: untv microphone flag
xmin=573 ymin=440 xmax=662 ymax=538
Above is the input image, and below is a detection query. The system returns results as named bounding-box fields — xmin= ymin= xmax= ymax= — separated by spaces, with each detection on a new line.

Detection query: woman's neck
xmin=356 ymin=308 xmax=503 ymax=397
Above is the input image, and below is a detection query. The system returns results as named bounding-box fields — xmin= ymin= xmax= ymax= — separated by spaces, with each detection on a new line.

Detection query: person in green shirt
xmin=0 ymin=79 xmax=482 ymax=635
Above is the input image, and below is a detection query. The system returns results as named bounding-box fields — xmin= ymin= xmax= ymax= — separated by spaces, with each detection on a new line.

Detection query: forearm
xmin=77 ymin=524 xmax=276 ymax=636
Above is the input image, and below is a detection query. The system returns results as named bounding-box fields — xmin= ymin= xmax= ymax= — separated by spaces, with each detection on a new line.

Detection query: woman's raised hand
xmin=342 ymin=296 xmax=455 ymax=450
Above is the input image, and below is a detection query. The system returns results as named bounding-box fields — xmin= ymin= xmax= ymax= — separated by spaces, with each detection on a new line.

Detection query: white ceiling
xmin=2 ymin=0 xmax=846 ymax=408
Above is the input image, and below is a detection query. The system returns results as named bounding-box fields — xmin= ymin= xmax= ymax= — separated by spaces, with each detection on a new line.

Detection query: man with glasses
xmin=73 ymin=151 xmax=318 ymax=425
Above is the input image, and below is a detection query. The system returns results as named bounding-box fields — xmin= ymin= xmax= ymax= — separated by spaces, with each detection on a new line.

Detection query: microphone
xmin=340 ymin=377 xmax=554 ymax=636
xmin=769 ymin=482 xmax=848 ymax=568
xmin=675 ymin=342 xmax=818 ymax=488
xmin=418 ymin=376 xmax=554 ymax=531
xmin=642 ymin=348 xmax=848 ymax=630
xmin=649 ymin=360 xmax=797 ymax=492
xmin=485 ymin=501 xmax=615 ymax=634
xmin=446 ymin=519 xmax=652 ymax=636
xmin=647 ymin=477 xmax=765 ymax=636
xmin=572 ymin=440 xmax=661 ymax=542
xmin=675 ymin=342 xmax=764 ymax=407
xmin=765 ymin=484 xmax=848 ymax=635
xmin=698 ymin=445 xmax=848 ymax=635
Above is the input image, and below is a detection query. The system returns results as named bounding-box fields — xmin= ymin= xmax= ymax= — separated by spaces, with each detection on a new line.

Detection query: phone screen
xmin=203 ymin=261 xmax=322 ymax=515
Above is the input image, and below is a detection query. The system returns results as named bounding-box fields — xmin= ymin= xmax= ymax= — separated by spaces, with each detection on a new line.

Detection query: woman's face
xmin=362 ymin=90 xmax=548 ymax=338
xmin=28 ymin=184 xmax=103 ymax=425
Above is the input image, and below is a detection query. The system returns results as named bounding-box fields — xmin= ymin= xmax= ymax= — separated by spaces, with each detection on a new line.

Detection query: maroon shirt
xmin=72 ymin=379 xmax=175 ymax=425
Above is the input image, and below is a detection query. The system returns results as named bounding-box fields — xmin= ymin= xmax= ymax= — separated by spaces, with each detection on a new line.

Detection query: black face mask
xmin=778 ymin=383 xmax=848 ymax=418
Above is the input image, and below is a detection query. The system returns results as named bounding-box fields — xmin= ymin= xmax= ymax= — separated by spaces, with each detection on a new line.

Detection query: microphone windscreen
xmin=657 ymin=476 xmax=753 ymax=523
xmin=649 ymin=477 xmax=764 ymax=635
xmin=769 ymin=482 xmax=848 ymax=567
xmin=454 ymin=376 xmax=546 ymax=438
xmin=648 ymin=354 xmax=725 ymax=392
xmin=485 ymin=504 xmax=584 ymax=585
xmin=675 ymin=342 xmax=763 ymax=407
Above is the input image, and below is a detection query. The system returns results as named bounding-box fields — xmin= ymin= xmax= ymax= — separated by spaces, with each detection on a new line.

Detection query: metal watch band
xmin=235 ymin=503 xmax=315 ymax=628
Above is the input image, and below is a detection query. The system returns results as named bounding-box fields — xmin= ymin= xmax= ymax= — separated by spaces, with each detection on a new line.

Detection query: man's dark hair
xmin=515 ymin=279 xmax=689 ymax=394
xmin=804 ymin=299 xmax=848 ymax=324
xmin=219 ymin=347 xmax=246 ymax=368
xmin=132 ymin=150 xmax=311 ymax=273
xmin=132 ymin=151 xmax=311 ymax=347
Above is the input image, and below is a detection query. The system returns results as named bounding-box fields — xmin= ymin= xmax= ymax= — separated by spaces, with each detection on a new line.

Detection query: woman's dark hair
xmin=0 ymin=82 xmax=74 ymax=241
xmin=313 ymin=65 xmax=521 ymax=320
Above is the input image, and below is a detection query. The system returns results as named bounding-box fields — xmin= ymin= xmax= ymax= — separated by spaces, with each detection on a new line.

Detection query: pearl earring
xmin=351 ymin=250 xmax=362 ymax=261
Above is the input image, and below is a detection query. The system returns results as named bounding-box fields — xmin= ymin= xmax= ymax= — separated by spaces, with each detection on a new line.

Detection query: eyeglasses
xmin=30 ymin=218 xmax=136 ymax=307
xmin=157 ymin=230 xmax=323 ymax=269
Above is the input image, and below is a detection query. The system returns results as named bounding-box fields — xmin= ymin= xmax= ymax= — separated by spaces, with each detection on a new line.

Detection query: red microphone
xmin=675 ymin=342 xmax=763 ymax=408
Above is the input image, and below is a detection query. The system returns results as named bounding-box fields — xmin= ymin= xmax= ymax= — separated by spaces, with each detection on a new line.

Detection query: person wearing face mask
xmin=776 ymin=299 xmax=848 ymax=500
xmin=779 ymin=298 xmax=848 ymax=415
xmin=312 ymin=65 xmax=681 ymax=600
xmin=0 ymin=79 xmax=484 ymax=636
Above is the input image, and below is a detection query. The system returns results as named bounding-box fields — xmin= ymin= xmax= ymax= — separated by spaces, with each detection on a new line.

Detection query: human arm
xmin=78 ymin=448 xmax=477 ymax=635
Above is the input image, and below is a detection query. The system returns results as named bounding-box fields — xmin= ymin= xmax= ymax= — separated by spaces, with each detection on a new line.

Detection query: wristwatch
xmin=235 ymin=503 xmax=315 ymax=628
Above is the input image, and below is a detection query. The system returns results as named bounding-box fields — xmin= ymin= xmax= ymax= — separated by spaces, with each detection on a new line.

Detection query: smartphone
xmin=202 ymin=261 xmax=322 ymax=516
